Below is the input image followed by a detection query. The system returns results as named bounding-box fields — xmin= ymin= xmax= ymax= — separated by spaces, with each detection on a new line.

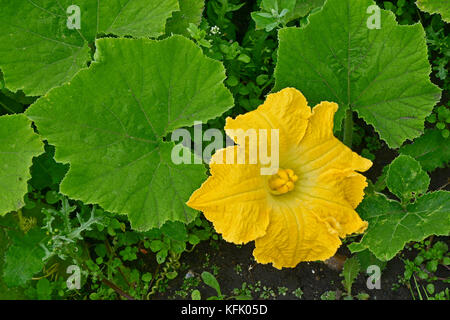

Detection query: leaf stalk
xmin=343 ymin=108 xmax=353 ymax=148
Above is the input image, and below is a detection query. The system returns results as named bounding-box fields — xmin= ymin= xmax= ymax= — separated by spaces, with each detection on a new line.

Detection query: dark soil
xmin=155 ymin=236 xmax=449 ymax=300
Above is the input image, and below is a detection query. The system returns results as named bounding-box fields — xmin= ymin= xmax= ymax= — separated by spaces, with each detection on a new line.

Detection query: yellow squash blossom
xmin=187 ymin=88 xmax=372 ymax=269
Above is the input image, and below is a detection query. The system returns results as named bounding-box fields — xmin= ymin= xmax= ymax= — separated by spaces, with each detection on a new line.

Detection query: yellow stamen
xmin=268 ymin=168 xmax=298 ymax=195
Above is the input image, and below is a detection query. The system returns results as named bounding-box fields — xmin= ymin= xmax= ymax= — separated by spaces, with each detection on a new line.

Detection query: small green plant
xmin=340 ymin=257 xmax=361 ymax=299
xmin=251 ymin=0 xmax=324 ymax=31
xmin=320 ymin=290 xmax=337 ymax=300
xmin=259 ymin=285 xmax=276 ymax=299
xmin=277 ymin=286 xmax=288 ymax=296
xmin=292 ymin=287 xmax=304 ymax=299
xmin=349 ymin=155 xmax=450 ymax=261
xmin=201 ymin=271 xmax=224 ymax=300
xmin=397 ymin=239 xmax=450 ymax=300
xmin=193 ymin=271 xmax=251 ymax=300
xmin=379 ymin=0 xmax=417 ymax=25
xmin=352 ymin=123 xmax=383 ymax=161
xmin=234 ymin=263 xmax=243 ymax=276
xmin=426 ymin=105 xmax=450 ymax=139
xmin=251 ymin=1 xmax=292 ymax=32
xmin=191 ymin=271 xmax=252 ymax=300
xmin=331 ymin=256 xmax=372 ymax=300
xmin=232 ymin=282 xmax=253 ymax=299
xmin=191 ymin=289 xmax=202 ymax=300
xmin=174 ymin=273 xmax=201 ymax=299
xmin=429 ymin=288 xmax=450 ymax=300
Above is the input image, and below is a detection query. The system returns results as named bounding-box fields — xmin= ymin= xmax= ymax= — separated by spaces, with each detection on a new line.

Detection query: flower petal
xmin=342 ymin=172 xmax=368 ymax=209
xmin=296 ymin=101 xmax=372 ymax=176
xmin=225 ymin=88 xmax=312 ymax=155
xmin=187 ymin=90 xmax=372 ymax=270
xmin=286 ymin=101 xmax=371 ymax=240
xmin=253 ymin=201 xmax=341 ymax=269
xmin=295 ymin=169 xmax=368 ymax=238
xmin=186 ymin=147 xmax=270 ymax=244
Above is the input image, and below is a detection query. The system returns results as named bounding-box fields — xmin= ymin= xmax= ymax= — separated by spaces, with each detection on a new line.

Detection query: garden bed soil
xmin=156 ymin=236 xmax=449 ymax=300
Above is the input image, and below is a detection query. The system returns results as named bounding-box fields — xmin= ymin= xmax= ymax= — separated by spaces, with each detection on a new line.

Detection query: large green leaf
xmin=0 ymin=0 xmax=179 ymax=96
xmin=3 ymin=227 xmax=46 ymax=287
xmin=166 ymin=0 xmax=205 ymax=36
xmin=0 ymin=114 xmax=44 ymax=216
xmin=386 ymin=155 xmax=430 ymax=203
xmin=355 ymin=249 xmax=386 ymax=272
xmin=26 ymin=36 xmax=234 ymax=231
xmin=416 ymin=0 xmax=450 ymax=23
xmin=349 ymin=191 xmax=450 ymax=261
xmin=0 ymin=215 xmax=28 ymax=297
xmin=399 ymin=129 xmax=450 ymax=171
xmin=274 ymin=0 xmax=441 ymax=148
xmin=293 ymin=0 xmax=325 ymax=18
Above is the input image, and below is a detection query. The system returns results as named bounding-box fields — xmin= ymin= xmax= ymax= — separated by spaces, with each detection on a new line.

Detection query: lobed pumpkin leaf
xmin=416 ymin=0 xmax=450 ymax=23
xmin=355 ymin=249 xmax=386 ymax=272
xmin=292 ymin=0 xmax=326 ymax=18
xmin=0 ymin=0 xmax=179 ymax=96
xmin=0 ymin=215 xmax=28 ymax=296
xmin=0 ymin=114 xmax=44 ymax=216
xmin=3 ymin=228 xmax=46 ymax=287
xmin=349 ymin=191 xmax=450 ymax=261
xmin=274 ymin=0 xmax=441 ymax=148
xmin=386 ymin=155 xmax=430 ymax=203
xmin=26 ymin=36 xmax=234 ymax=231
xmin=399 ymin=129 xmax=450 ymax=171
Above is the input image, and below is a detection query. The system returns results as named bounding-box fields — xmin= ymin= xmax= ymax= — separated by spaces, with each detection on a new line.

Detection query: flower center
xmin=268 ymin=168 xmax=298 ymax=195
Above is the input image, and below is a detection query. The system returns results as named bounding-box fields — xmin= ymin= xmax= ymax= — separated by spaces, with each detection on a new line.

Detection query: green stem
xmin=343 ymin=108 xmax=353 ymax=148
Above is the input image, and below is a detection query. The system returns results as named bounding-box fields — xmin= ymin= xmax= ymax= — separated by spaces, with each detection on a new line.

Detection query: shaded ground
xmin=156 ymin=237 xmax=448 ymax=300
